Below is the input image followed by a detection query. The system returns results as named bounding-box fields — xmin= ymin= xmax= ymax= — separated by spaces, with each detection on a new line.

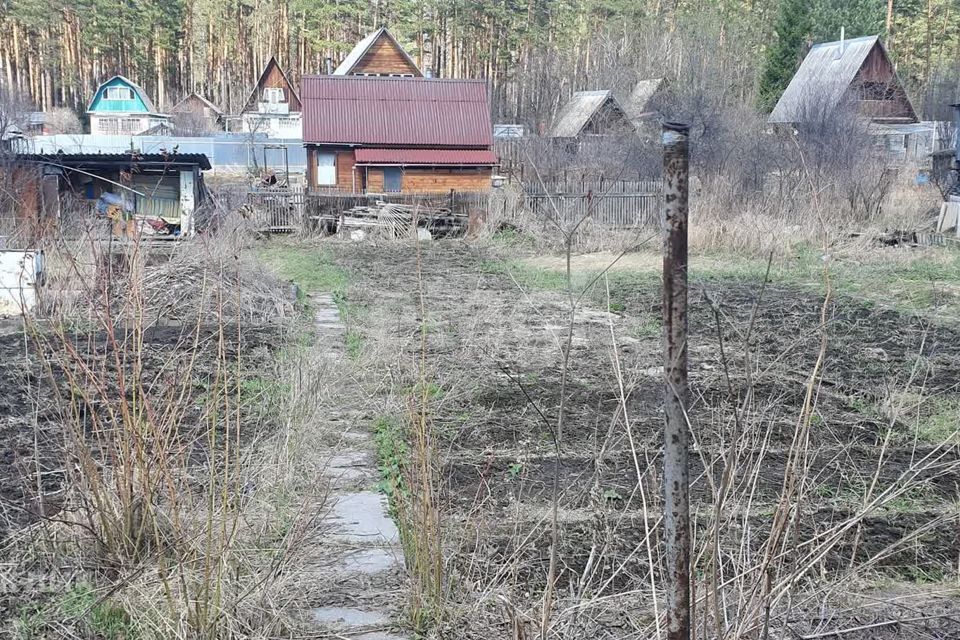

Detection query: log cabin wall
xmin=352 ymin=37 xmax=420 ymax=76
xmin=401 ymin=167 xmax=492 ymax=192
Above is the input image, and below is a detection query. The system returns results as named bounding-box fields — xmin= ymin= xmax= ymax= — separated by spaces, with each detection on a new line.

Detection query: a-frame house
xmin=769 ymin=35 xmax=917 ymax=125
xmin=236 ymin=56 xmax=302 ymax=138
xmin=333 ymin=28 xmax=422 ymax=77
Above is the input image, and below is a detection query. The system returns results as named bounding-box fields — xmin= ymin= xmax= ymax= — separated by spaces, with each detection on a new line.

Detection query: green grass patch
xmin=373 ymin=414 xmax=409 ymax=505
xmin=916 ymin=397 xmax=960 ymax=445
xmin=257 ymin=246 xmax=349 ymax=296
xmin=13 ymin=583 xmax=136 ymax=639
xmin=59 ymin=583 xmax=133 ymax=639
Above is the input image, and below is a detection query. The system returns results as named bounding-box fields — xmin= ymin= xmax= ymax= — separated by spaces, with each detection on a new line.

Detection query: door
xmin=383 ymin=167 xmax=402 ymax=193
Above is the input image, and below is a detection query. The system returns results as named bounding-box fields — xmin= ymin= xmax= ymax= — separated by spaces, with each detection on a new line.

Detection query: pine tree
xmin=758 ymin=0 xmax=812 ymax=111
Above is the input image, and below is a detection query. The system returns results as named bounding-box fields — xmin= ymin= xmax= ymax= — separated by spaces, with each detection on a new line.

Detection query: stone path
xmin=307 ymin=293 xmax=407 ymax=640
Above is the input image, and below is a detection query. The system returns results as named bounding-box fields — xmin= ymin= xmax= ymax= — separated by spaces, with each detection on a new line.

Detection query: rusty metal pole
xmin=662 ymin=120 xmax=691 ymax=640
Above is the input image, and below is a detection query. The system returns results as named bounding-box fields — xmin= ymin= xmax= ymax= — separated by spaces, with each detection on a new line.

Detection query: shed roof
xmin=301 ymin=76 xmax=492 ymax=147
xmin=87 ymin=75 xmax=159 ymax=115
xmin=333 ymin=27 xmax=422 ymax=76
xmin=769 ymin=35 xmax=916 ymax=124
xmin=549 ymin=90 xmax=628 ymax=138
xmin=354 ymin=148 xmax=496 ymax=165
xmin=624 ymin=78 xmax=665 ymax=122
xmin=171 ymin=92 xmax=224 ymax=116
xmin=19 ymin=152 xmax=211 ymax=171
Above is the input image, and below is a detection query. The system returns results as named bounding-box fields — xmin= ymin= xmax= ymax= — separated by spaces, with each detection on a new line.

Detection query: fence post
xmin=661 ymin=120 xmax=691 ymax=640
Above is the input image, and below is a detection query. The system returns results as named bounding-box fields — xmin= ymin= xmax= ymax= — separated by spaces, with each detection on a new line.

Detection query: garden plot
xmin=324 ymin=240 xmax=960 ymax=639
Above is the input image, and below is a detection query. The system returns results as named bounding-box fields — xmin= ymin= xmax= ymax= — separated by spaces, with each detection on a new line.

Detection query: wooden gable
xmin=242 ymin=57 xmax=302 ymax=113
xmin=335 ymin=29 xmax=422 ymax=77
xmin=352 ymin=33 xmax=420 ymax=76
xmin=851 ymin=42 xmax=917 ymax=123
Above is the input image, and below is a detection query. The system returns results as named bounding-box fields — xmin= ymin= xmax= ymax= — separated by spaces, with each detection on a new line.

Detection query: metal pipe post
xmin=661 ymin=120 xmax=691 ymax=640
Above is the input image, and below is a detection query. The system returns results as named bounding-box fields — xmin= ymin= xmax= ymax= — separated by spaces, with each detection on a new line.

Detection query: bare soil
xmin=0 ymin=324 xmax=283 ymax=536
xmin=326 ymin=240 xmax=960 ymax=639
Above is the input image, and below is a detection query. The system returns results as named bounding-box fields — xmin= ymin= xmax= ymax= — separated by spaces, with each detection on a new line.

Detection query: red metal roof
xmin=301 ymin=76 xmax=493 ymax=147
xmin=354 ymin=148 xmax=496 ymax=165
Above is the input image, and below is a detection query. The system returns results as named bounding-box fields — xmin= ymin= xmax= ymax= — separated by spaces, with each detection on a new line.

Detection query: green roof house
xmin=87 ymin=75 xmax=170 ymax=136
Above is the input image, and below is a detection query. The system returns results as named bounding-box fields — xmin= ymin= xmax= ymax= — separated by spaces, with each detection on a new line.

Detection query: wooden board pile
xmin=336 ymin=200 xmax=468 ymax=238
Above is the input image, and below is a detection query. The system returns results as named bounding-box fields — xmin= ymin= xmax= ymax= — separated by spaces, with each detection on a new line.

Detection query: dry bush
xmin=2 ymin=225 xmax=325 ymax=638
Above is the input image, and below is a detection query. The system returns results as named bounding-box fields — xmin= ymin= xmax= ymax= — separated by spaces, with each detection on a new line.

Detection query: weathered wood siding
xmin=352 ymin=36 xmax=420 ymax=76
xmin=853 ymin=44 xmax=915 ymax=121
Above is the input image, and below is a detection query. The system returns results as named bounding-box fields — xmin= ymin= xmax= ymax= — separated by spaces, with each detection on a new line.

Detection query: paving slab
xmin=331 ymin=491 xmax=399 ymax=543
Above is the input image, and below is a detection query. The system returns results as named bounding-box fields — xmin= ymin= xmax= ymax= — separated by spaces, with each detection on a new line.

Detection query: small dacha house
xmin=768 ymin=35 xmax=918 ymax=125
xmin=234 ymin=57 xmax=302 ymax=138
xmin=333 ymin=27 xmax=422 ymax=77
xmin=87 ymin=76 xmax=170 ymax=136
xmin=170 ymin=93 xmax=224 ymax=134
xmin=548 ymin=90 xmax=634 ymax=139
xmin=301 ymin=76 xmax=495 ymax=194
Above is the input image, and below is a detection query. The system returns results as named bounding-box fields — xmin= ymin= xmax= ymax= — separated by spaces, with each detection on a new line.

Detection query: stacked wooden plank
xmin=336 ymin=200 xmax=468 ymax=238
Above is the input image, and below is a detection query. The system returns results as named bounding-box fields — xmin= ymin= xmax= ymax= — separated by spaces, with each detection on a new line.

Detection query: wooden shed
xmin=548 ymin=90 xmax=634 ymax=139
xmin=301 ymin=76 xmax=495 ymax=194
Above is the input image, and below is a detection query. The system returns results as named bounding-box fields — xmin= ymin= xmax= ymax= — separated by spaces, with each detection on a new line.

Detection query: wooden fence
xmin=246 ymin=186 xmax=305 ymax=232
xmin=521 ymin=186 xmax=661 ymax=228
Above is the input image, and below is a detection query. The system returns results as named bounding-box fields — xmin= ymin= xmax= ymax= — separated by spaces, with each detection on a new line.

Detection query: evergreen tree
xmin=758 ymin=0 xmax=812 ymax=111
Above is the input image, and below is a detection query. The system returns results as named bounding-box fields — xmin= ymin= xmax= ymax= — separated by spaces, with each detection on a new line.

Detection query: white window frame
xmin=316 ymin=152 xmax=336 ymax=186
xmin=263 ymin=87 xmax=284 ymax=104
xmin=120 ymin=118 xmax=141 ymax=133
xmin=99 ymin=117 xmax=119 ymax=134
xmin=105 ymin=86 xmax=134 ymax=101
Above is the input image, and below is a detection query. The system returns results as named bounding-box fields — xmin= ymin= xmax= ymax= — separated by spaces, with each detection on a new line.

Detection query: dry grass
xmin=0 ymin=217 xmax=335 ymax=639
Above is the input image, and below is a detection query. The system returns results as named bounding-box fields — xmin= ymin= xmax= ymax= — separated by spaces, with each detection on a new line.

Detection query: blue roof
xmin=88 ymin=76 xmax=160 ymax=115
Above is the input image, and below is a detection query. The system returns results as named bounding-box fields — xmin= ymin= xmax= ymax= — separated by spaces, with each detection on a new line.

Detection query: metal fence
xmin=24 ymin=134 xmax=308 ymax=175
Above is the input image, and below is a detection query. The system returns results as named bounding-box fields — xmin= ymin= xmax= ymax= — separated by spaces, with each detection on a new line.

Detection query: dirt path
xmin=304 ymin=292 xmax=408 ymax=640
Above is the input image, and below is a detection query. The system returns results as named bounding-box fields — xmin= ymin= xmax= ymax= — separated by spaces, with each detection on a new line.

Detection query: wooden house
xmin=235 ymin=57 xmax=302 ymax=138
xmin=769 ymin=35 xmax=918 ymax=125
xmin=333 ymin=28 xmax=422 ymax=77
xmin=170 ymin=93 xmax=224 ymax=134
xmin=548 ymin=90 xmax=634 ymax=139
xmin=87 ymin=76 xmax=170 ymax=136
xmin=301 ymin=76 xmax=495 ymax=193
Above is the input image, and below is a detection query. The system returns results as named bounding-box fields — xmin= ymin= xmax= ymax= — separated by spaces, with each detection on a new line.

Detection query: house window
xmin=105 ymin=86 xmax=134 ymax=101
xmin=99 ymin=117 xmax=119 ymax=134
xmin=316 ymin=152 xmax=336 ymax=186
xmin=279 ymin=117 xmax=299 ymax=128
xmin=121 ymin=118 xmax=141 ymax=133
xmin=263 ymin=87 xmax=284 ymax=103
xmin=383 ymin=167 xmax=402 ymax=192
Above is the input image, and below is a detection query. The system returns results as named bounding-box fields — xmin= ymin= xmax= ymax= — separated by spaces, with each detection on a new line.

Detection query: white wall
xmin=90 ymin=114 xmax=169 ymax=136
xmin=240 ymin=113 xmax=302 ymax=139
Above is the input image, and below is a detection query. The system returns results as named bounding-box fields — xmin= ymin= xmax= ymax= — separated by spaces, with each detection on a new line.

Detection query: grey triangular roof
xmin=624 ymin=78 xmax=665 ymax=122
xmin=333 ymin=27 xmax=422 ymax=76
xmin=768 ymin=35 xmax=916 ymax=124
xmin=87 ymin=75 xmax=159 ymax=114
xmin=171 ymin=92 xmax=224 ymax=116
xmin=549 ymin=90 xmax=630 ymax=138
